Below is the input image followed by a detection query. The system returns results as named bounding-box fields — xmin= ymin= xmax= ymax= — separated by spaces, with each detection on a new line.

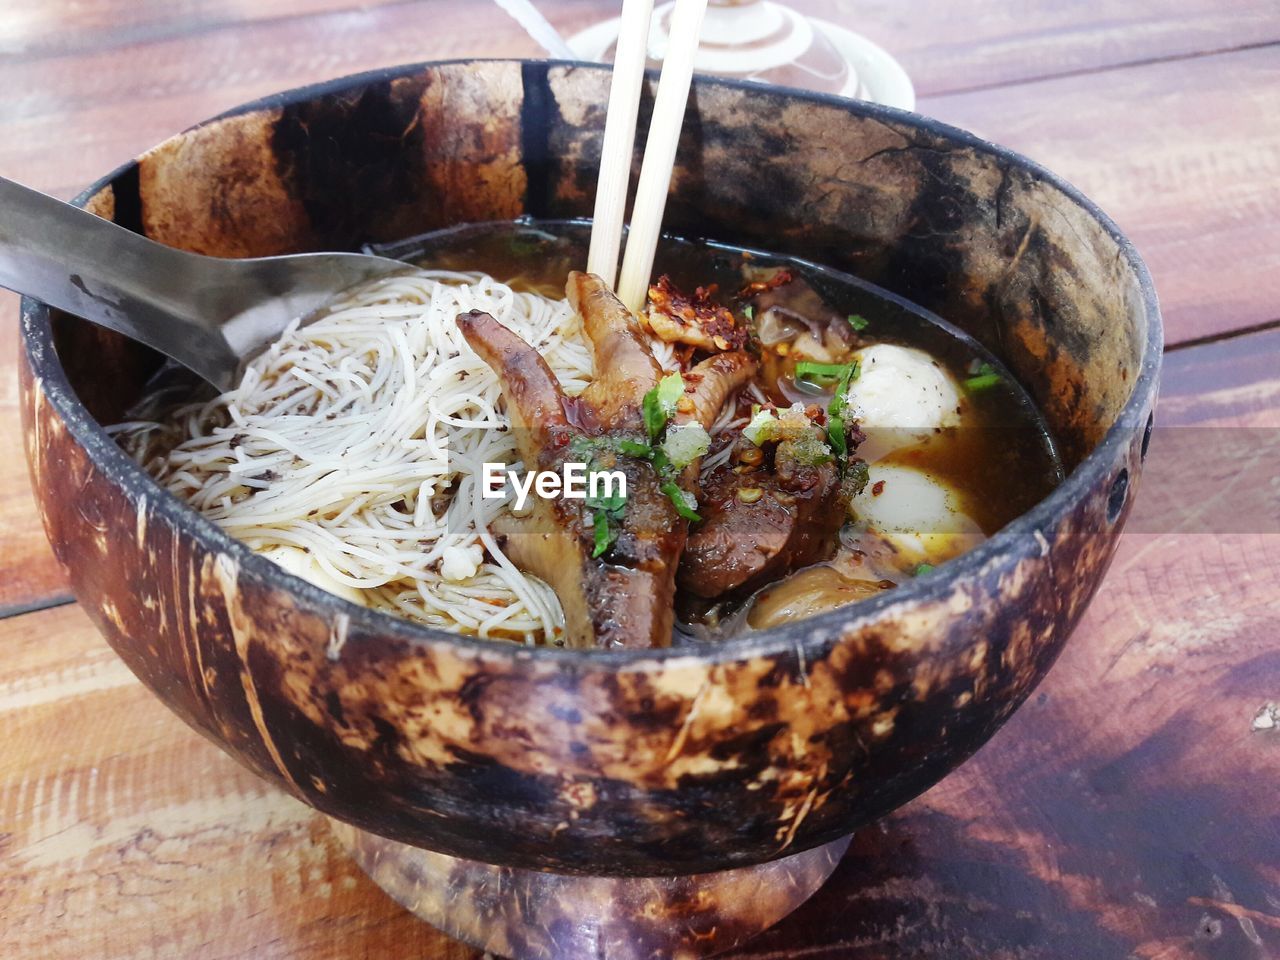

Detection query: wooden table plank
xmin=862 ymin=0 xmax=1279 ymax=95
xmin=0 ymin=604 xmax=472 ymax=960
xmin=0 ymin=298 xmax=71 ymax=615
xmin=0 ymin=0 xmax=410 ymax=57
xmin=2 ymin=328 xmax=1276 ymax=960
xmin=920 ymin=45 xmax=1280 ymax=349
xmin=4 ymin=0 xmax=1276 ymax=99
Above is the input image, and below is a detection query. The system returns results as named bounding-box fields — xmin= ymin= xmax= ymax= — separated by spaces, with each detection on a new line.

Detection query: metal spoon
xmin=0 ymin=176 xmax=409 ymax=390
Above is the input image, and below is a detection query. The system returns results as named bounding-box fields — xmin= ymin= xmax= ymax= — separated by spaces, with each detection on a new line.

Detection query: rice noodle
xmin=112 ymin=270 xmax=594 ymax=644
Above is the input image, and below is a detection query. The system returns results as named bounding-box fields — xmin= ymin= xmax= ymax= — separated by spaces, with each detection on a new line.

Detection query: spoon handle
xmin=0 ymin=175 xmax=238 ymax=386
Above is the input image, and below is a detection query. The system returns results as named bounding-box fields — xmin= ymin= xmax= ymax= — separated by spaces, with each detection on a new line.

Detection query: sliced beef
xmin=678 ymin=438 xmax=848 ymax=601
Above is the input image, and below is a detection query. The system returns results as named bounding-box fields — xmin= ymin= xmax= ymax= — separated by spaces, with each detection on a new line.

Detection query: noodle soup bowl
xmin=20 ymin=60 xmax=1160 ymax=954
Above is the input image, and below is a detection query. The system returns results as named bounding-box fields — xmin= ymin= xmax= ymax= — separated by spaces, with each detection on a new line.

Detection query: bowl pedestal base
xmin=330 ymin=819 xmax=851 ymax=959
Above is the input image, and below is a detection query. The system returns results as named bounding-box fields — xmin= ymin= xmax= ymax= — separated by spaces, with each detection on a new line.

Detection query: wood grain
xmin=1163 ymin=327 xmax=1280 ymax=425
xmin=5 ymin=0 xmax=1276 ymax=99
xmin=0 ymin=603 xmax=474 ymax=960
xmin=920 ymin=45 xmax=1280 ymax=349
xmin=1 ymin=328 xmax=1276 ymax=960
xmin=851 ymin=0 xmax=1280 ymax=96
xmin=0 ymin=0 xmax=412 ymax=57
xmin=0 ymin=297 xmax=71 ymax=614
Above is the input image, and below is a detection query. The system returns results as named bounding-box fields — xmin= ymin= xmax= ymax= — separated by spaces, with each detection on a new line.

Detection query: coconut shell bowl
xmin=19 ymin=60 xmax=1160 ymax=959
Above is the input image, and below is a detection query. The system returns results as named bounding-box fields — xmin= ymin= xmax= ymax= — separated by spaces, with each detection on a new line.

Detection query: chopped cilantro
xmin=573 ymin=438 xmax=638 ymax=557
xmin=642 ymin=395 xmax=665 ymax=441
xmin=650 ymin=448 xmax=672 ymax=476
xmin=587 ymin=477 xmax=628 ymax=558
xmin=569 ymin=435 xmax=597 ymax=459
xmin=591 ymin=509 xmax=617 ymax=558
xmin=656 ymin=372 xmax=684 ymax=412
xmin=845 ymin=460 xmax=870 ymax=496
xmin=584 ymin=486 xmax=626 ymax=514
xmin=847 ymin=313 xmax=869 ymax=331
xmin=914 ymin=562 xmax=935 ymax=576
xmin=826 ymin=362 xmax=860 ymax=474
xmin=573 ymin=383 xmax=705 ymax=529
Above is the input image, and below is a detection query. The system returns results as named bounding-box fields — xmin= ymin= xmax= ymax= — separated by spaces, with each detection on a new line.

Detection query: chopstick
xmin=492 ymin=0 xmax=577 ymax=59
xmin=586 ymin=0 xmax=657 ymax=289
xmin=616 ymin=0 xmax=709 ymax=315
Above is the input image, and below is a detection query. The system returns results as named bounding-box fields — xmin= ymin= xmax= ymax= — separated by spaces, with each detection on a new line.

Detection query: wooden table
xmin=2 ymin=2 xmax=1278 ymax=957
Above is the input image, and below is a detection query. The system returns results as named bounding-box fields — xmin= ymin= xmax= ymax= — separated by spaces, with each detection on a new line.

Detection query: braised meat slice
xmin=678 ymin=424 xmax=855 ymax=601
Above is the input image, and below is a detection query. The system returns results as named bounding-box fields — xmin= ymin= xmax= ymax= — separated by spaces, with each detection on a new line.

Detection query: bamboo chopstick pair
xmin=585 ymin=0 xmax=709 ymax=315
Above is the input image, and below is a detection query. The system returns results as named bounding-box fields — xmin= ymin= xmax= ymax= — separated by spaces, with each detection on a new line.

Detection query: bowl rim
xmin=20 ymin=57 xmax=1163 ymax=668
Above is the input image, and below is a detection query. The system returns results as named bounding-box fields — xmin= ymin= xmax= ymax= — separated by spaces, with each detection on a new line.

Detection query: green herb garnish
xmin=571 ymin=439 xmax=633 ymax=558
xmin=616 ymin=438 xmax=653 ymax=458
xmin=829 ymin=416 xmax=848 ymax=462
xmin=914 ymin=562 xmax=936 ymax=576
xmin=584 ymin=486 xmax=626 ymax=514
xmin=635 ymin=447 xmax=698 ymax=520
xmin=643 ymin=372 xmax=686 ymax=441
xmin=643 ymin=396 xmax=665 ymax=441
xmin=846 ymin=460 xmax=870 ymax=496
xmin=794 ymin=361 xmax=852 ymax=382
xmin=660 ymin=480 xmax=701 ymax=521
xmin=742 ymin=408 xmax=778 ymax=446
xmin=964 ymin=363 xmax=1002 ymax=392
xmin=587 ymin=482 xmax=628 ymax=558
xmin=575 ymin=380 xmax=704 ymax=532
xmin=825 ymin=361 xmax=860 ymax=473
xmin=847 ymin=313 xmax=869 ymax=331
xmin=592 ymin=509 xmax=617 ymax=558
xmin=569 ymin=435 xmax=597 ymax=459
xmin=656 ymin=371 xmax=685 ymax=409
xmin=743 ymin=305 xmax=754 ymax=321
